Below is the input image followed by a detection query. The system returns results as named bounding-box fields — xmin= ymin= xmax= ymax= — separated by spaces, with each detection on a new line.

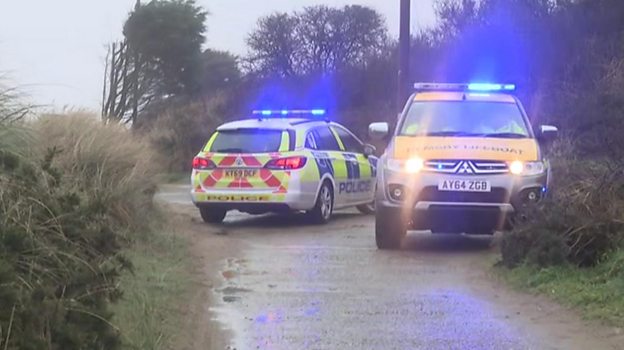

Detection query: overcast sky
xmin=0 ymin=0 xmax=436 ymax=111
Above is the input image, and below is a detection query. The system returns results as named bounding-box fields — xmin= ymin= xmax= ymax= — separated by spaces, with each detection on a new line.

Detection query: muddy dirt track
xmin=158 ymin=185 xmax=624 ymax=350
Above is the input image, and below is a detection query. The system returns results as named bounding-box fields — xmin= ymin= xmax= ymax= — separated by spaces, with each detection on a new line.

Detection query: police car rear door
xmin=331 ymin=125 xmax=375 ymax=204
xmin=310 ymin=125 xmax=350 ymax=207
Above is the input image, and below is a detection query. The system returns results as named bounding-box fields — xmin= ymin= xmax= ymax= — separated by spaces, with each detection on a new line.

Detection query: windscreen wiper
xmin=481 ymin=132 xmax=528 ymax=139
xmin=425 ymin=131 xmax=483 ymax=137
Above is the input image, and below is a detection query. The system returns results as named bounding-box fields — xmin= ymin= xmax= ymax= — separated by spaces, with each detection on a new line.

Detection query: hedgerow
xmin=501 ymin=141 xmax=624 ymax=268
xmin=0 ymin=114 xmax=159 ymax=349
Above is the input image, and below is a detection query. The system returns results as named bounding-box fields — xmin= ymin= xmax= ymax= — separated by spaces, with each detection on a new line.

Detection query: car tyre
xmin=375 ymin=207 xmax=406 ymax=250
xmin=307 ymin=182 xmax=334 ymax=224
xmin=199 ymin=207 xmax=227 ymax=224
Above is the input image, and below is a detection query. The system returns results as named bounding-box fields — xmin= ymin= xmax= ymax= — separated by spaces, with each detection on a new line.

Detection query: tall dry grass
xmin=0 ymin=84 xmax=32 ymax=123
xmin=33 ymin=113 xmax=161 ymax=231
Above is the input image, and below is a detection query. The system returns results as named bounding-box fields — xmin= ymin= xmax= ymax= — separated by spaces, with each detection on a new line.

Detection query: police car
xmin=369 ymin=83 xmax=558 ymax=249
xmin=191 ymin=109 xmax=378 ymax=224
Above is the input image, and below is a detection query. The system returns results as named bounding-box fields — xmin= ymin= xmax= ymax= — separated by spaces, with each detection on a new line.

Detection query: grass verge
xmin=499 ymin=249 xmax=624 ymax=327
xmin=112 ymin=221 xmax=195 ymax=350
xmin=157 ymin=172 xmax=190 ymax=185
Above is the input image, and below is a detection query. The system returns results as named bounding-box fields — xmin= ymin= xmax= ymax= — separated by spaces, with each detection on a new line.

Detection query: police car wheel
xmin=375 ymin=207 xmax=405 ymax=250
xmin=356 ymin=202 xmax=375 ymax=215
xmin=199 ymin=207 xmax=227 ymax=224
xmin=307 ymin=182 xmax=334 ymax=224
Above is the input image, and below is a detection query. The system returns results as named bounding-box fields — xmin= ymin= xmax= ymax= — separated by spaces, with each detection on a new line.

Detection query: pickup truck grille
xmin=425 ymin=160 xmax=508 ymax=175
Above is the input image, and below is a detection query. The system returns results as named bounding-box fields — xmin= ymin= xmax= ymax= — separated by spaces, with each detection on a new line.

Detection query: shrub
xmin=140 ymin=98 xmax=224 ymax=172
xmin=1 ymin=150 xmax=124 ymax=350
xmin=0 ymin=113 xmax=159 ymax=349
xmin=501 ymin=139 xmax=624 ymax=268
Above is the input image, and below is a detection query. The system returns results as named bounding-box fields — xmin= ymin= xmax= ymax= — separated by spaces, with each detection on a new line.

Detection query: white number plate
xmin=438 ymin=179 xmax=491 ymax=192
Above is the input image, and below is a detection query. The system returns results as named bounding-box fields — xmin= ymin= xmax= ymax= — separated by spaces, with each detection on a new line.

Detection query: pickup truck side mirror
xmin=369 ymin=122 xmax=389 ymax=140
xmin=537 ymin=125 xmax=558 ymax=142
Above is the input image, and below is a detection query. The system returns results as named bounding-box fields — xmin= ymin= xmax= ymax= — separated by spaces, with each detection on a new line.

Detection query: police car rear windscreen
xmin=209 ymin=129 xmax=283 ymax=153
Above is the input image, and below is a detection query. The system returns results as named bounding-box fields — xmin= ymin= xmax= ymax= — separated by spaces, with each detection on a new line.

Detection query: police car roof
xmin=217 ymin=118 xmax=326 ymax=131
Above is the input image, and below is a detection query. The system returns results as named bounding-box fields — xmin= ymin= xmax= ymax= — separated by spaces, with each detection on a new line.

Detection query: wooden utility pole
xmin=131 ymin=0 xmax=141 ymax=125
xmin=398 ymin=0 xmax=411 ymax=113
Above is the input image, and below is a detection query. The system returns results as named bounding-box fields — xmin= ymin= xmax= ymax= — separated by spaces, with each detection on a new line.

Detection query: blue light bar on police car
xmin=467 ymin=83 xmax=516 ymax=91
xmin=413 ymin=82 xmax=516 ymax=92
xmin=310 ymin=109 xmax=326 ymax=115
xmin=252 ymin=109 xmax=327 ymax=116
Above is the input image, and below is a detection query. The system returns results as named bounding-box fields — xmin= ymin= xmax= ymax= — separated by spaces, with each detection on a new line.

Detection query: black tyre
xmin=199 ymin=207 xmax=227 ymax=224
xmin=307 ymin=182 xmax=334 ymax=224
xmin=356 ymin=202 xmax=375 ymax=215
xmin=375 ymin=207 xmax=406 ymax=250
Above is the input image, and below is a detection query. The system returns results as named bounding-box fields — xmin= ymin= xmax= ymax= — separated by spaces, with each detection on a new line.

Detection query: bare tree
xmin=246 ymin=13 xmax=301 ymax=77
xmin=101 ymin=40 xmax=159 ymax=124
xmin=102 ymin=41 xmax=129 ymax=122
xmin=246 ymin=6 xmax=387 ymax=77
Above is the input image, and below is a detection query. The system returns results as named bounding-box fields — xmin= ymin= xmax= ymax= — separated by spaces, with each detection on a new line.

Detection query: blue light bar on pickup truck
xmin=413 ymin=82 xmax=516 ymax=92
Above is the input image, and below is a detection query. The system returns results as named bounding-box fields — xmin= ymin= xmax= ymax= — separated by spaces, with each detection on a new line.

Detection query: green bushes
xmin=501 ymin=140 xmax=624 ymax=268
xmin=0 ymin=114 xmax=159 ymax=349
xmin=499 ymin=136 xmax=624 ymax=324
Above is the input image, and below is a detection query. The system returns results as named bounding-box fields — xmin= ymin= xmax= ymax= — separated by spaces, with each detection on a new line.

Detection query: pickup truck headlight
xmin=509 ymin=160 xmax=545 ymax=176
xmin=386 ymin=157 xmax=424 ymax=174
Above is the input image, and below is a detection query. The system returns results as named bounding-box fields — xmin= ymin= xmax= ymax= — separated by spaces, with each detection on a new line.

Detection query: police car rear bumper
xmin=191 ymin=188 xmax=317 ymax=212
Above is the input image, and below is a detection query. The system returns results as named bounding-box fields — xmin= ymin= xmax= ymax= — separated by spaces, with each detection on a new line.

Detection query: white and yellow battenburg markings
xmin=192 ymin=150 xmax=294 ymax=203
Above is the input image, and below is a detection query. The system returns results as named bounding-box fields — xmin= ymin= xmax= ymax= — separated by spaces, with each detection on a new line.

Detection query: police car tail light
xmin=193 ymin=157 xmax=217 ymax=170
xmin=266 ymin=156 xmax=307 ymax=170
